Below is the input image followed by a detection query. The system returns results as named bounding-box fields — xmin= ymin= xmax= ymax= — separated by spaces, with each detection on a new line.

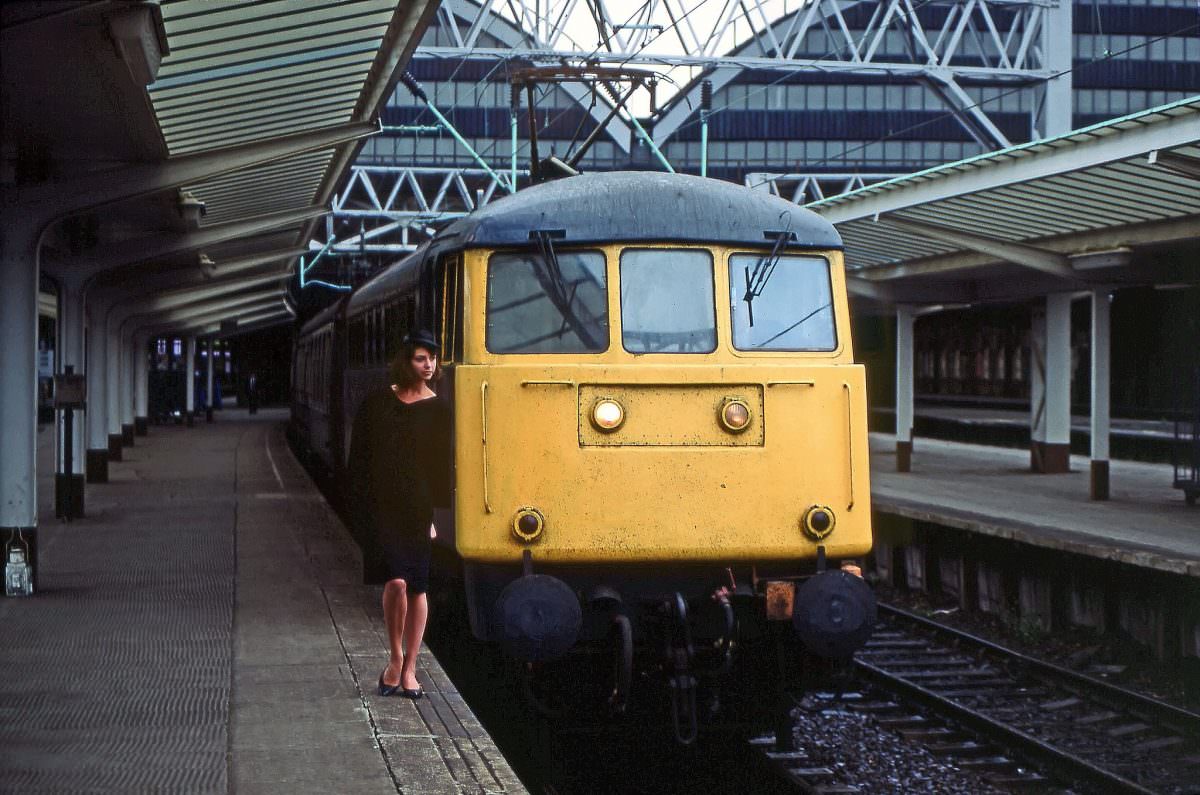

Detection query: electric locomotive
xmin=293 ymin=171 xmax=876 ymax=737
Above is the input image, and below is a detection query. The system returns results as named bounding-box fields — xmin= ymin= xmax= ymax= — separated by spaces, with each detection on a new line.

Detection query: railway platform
xmin=0 ymin=410 xmax=524 ymax=794
xmin=869 ymin=432 xmax=1199 ymax=578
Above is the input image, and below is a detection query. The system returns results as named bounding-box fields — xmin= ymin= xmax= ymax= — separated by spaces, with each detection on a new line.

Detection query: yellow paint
xmin=452 ymin=243 xmax=873 ymax=564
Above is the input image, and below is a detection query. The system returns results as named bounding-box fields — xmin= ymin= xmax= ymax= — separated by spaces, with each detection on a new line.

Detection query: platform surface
xmin=0 ymin=410 xmax=525 ymax=794
xmin=869 ymin=433 xmax=1200 ymax=578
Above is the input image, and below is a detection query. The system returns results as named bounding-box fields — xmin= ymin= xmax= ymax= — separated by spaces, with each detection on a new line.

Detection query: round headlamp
xmin=512 ymin=507 xmax=546 ymax=543
xmin=719 ymin=397 xmax=752 ymax=433
xmin=591 ymin=398 xmax=625 ymax=432
xmin=801 ymin=505 xmax=836 ymax=540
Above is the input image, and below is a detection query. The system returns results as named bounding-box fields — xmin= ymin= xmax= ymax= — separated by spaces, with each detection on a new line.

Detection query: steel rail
xmin=877 ymin=602 xmax=1200 ymax=735
xmin=853 ymin=657 xmax=1157 ymax=795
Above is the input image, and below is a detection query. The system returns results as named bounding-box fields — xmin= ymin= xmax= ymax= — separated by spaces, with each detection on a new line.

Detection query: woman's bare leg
xmin=382 ymin=579 xmax=408 ymax=685
xmin=399 ymin=592 xmax=428 ymax=690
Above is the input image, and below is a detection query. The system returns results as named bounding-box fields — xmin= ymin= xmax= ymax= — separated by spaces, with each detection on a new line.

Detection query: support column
xmin=85 ymin=299 xmax=109 ymax=482
xmin=134 ymin=334 xmax=149 ymax=435
xmin=185 ymin=336 xmax=196 ymax=426
xmin=1033 ymin=294 xmax=1072 ymax=473
xmin=56 ymin=277 xmax=86 ymax=518
xmin=1037 ymin=0 xmax=1073 ymax=139
xmin=105 ymin=326 xmax=123 ymax=461
xmin=896 ymin=305 xmax=915 ymax=472
xmin=120 ymin=336 xmax=135 ymax=445
xmin=1090 ymin=290 xmax=1111 ymax=499
xmin=1030 ymin=305 xmax=1046 ymax=470
xmin=0 ymin=224 xmax=40 ymax=593
xmin=205 ymin=338 xmax=215 ymax=422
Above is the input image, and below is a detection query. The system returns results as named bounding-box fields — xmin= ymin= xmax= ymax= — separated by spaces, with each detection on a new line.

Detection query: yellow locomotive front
xmin=437 ymin=174 xmax=875 ymax=713
xmin=453 ymin=241 xmax=873 ymax=566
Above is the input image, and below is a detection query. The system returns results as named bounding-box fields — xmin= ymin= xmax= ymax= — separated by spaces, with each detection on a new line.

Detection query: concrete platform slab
xmin=2 ymin=411 xmax=525 ymax=794
xmin=870 ymin=433 xmax=1200 ymax=577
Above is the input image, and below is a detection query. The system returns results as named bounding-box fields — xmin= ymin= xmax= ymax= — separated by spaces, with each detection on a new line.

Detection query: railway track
xmin=853 ymin=602 xmax=1200 ymax=794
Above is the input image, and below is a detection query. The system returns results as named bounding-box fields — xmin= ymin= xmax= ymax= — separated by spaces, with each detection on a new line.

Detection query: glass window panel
xmin=487 ymin=250 xmax=608 ymax=353
xmin=866 ymin=85 xmax=884 ymax=109
xmin=729 ymin=254 xmax=836 ymax=351
xmin=620 ymin=249 xmax=716 ymax=353
xmin=826 ymin=84 xmax=845 ymax=108
xmin=846 ymin=85 xmax=865 ymax=109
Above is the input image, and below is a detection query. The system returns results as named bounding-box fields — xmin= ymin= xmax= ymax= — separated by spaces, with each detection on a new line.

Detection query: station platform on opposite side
xmin=869 ymin=433 xmax=1200 ymax=579
xmin=0 ymin=410 xmax=525 ymax=794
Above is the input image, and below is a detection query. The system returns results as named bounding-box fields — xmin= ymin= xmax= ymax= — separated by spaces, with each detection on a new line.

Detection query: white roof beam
xmin=880 ymin=215 xmax=1075 ymax=279
xmin=812 ymin=108 xmax=1200 ymax=224
xmin=68 ymin=206 xmax=326 ymax=282
xmin=1150 ymin=150 xmax=1200 ymax=181
xmin=9 ymin=121 xmax=376 ymax=221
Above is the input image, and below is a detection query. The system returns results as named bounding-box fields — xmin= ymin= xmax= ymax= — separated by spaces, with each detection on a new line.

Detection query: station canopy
xmin=150 ymin=0 xmax=435 ymax=234
xmin=807 ymin=97 xmax=1200 ymax=307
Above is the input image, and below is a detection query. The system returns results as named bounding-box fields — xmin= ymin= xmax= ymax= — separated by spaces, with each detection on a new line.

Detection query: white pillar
xmin=896 ymin=305 xmax=915 ymax=472
xmin=1042 ymin=293 xmax=1072 ymax=473
xmin=55 ymin=277 xmax=87 ymax=517
xmin=1029 ymin=304 xmax=1046 ymax=468
xmin=1038 ymin=0 xmax=1073 ymax=139
xmin=121 ymin=336 xmax=135 ymax=442
xmin=0 ymin=220 xmax=41 ymax=592
xmin=105 ymin=325 xmax=123 ymax=460
xmin=185 ymin=336 xmax=196 ymax=425
xmin=205 ymin=338 xmax=215 ymax=422
xmin=1090 ymin=290 xmax=1111 ymax=499
xmin=85 ymin=297 xmax=110 ymax=482
xmin=134 ymin=334 xmax=149 ymax=432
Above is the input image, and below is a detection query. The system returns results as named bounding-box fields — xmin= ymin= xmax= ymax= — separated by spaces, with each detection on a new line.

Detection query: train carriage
xmin=294 ymin=171 xmax=876 ymax=737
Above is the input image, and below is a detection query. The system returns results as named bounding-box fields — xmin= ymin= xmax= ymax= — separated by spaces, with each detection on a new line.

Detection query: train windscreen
xmin=728 ymin=254 xmax=836 ymax=351
xmin=619 ymin=248 xmax=716 ymax=353
xmin=486 ymin=250 xmax=608 ymax=353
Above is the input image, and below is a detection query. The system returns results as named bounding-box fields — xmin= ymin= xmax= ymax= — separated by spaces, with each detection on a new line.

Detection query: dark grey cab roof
xmin=435 ymin=171 xmax=841 ymax=250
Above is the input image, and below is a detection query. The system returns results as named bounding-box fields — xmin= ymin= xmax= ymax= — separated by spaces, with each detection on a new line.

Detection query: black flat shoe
xmin=400 ymin=687 xmax=423 ymax=700
xmin=378 ymin=673 xmax=403 ymax=697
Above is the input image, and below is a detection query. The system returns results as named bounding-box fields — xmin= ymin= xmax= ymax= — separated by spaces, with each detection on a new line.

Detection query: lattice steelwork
xmin=307 ymin=0 xmax=1077 ymax=281
xmin=312 ymin=166 xmax=521 ymax=280
xmin=422 ymin=0 xmax=1072 ymax=148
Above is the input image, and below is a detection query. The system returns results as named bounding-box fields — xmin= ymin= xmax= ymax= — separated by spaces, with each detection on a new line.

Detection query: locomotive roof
xmin=433 ymin=171 xmax=842 ymax=250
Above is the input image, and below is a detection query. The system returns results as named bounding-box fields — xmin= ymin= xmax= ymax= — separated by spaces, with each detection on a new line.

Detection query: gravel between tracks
xmin=788 ymin=695 xmax=1011 ymax=794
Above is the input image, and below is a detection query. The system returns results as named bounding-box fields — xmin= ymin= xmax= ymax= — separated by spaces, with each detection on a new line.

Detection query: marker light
xmin=591 ymin=398 xmax=625 ymax=432
xmin=719 ymin=398 xmax=752 ymax=432
xmin=512 ymin=507 xmax=546 ymax=543
xmin=801 ymin=505 xmax=836 ymax=540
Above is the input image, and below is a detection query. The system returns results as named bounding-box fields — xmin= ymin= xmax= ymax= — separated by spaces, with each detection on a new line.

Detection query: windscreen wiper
xmin=741 ymin=226 xmax=793 ymax=327
xmin=530 ymin=230 xmax=603 ymax=349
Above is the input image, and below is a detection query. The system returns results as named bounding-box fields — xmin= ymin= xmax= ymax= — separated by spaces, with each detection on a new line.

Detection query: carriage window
xmin=729 ymin=254 xmax=837 ymax=351
xmin=620 ymin=249 xmax=716 ymax=353
xmin=487 ymin=250 xmax=608 ymax=353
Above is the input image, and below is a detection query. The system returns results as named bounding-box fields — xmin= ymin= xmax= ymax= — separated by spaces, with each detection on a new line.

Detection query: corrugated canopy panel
xmin=808 ymin=97 xmax=1200 ymax=275
xmin=148 ymin=0 xmax=405 ymax=229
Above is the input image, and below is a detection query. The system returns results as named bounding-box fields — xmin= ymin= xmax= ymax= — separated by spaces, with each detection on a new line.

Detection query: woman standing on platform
xmin=348 ymin=331 xmax=450 ymax=699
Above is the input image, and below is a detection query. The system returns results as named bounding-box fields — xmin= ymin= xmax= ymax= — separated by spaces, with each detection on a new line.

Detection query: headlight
xmin=719 ymin=397 xmax=752 ymax=433
xmin=801 ymin=505 xmax=836 ymax=540
xmin=591 ymin=398 xmax=625 ymax=432
xmin=512 ymin=507 xmax=546 ymax=543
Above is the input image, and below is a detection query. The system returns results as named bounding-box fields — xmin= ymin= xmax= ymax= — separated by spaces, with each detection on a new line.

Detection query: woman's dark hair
xmin=388 ymin=337 xmax=442 ymax=388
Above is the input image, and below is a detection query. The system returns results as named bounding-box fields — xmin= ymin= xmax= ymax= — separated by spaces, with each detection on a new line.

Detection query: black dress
xmin=348 ymin=389 xmax=451 ymax=592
